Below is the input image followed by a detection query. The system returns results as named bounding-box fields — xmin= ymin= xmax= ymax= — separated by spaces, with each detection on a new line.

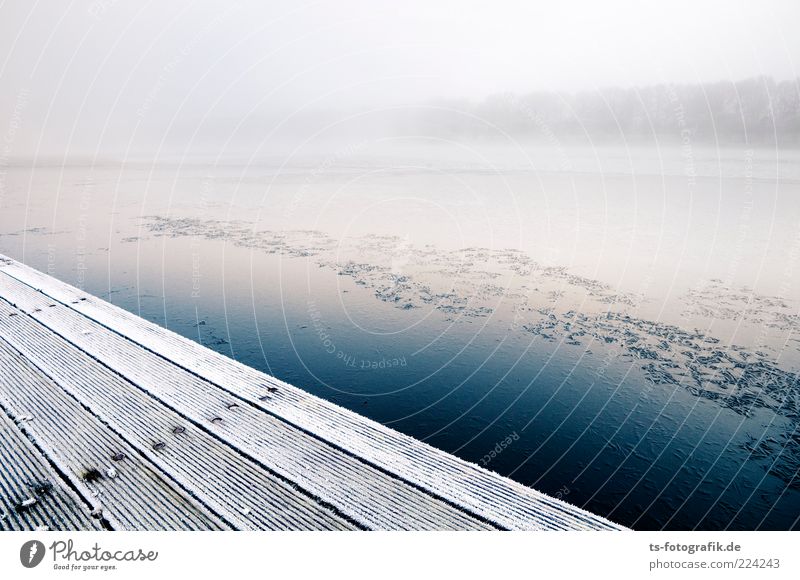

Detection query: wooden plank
xmin=0 ymin=409 xmax=102 ymax=531
xmin=0 ymin=336 xmax=231 ymax=531
xmin=0 ymin=273 xmax=494 ymax=530
xmin=0 ymin=254 xmax=626 ymax=530
xmin=0 ymin=305 xmax=355 ymax=531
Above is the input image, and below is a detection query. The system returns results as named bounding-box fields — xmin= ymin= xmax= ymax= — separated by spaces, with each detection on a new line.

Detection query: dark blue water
xmin=3 ymin=234 xmax=796 ymax=531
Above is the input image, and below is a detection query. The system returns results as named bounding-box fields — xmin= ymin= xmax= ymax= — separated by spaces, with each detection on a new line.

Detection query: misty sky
xmin=1 ymin=0 xmax=798 ymax=157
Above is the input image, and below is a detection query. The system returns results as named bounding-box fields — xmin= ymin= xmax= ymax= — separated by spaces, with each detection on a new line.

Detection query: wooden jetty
xmin=0 ymin=253 xmax=625 ymax=531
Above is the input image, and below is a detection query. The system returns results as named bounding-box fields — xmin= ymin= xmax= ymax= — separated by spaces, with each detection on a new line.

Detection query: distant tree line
xmin=409 ymin=77 xmax=800 ymax=145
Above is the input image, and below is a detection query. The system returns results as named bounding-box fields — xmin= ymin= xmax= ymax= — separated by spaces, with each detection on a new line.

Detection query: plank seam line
xmin=0 ymin=272 xmax=512 ymax=529
xmin=0 ymin=297 xmax=367 ymax=530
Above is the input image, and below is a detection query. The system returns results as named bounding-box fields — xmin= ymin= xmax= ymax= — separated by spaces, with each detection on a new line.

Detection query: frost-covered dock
xmin=0 ymin=253 xmax=625 ymax=531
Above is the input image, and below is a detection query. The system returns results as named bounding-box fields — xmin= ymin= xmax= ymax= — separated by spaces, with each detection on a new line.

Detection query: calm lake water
xmin=2 ymin=141 xmax=799 ymax=530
